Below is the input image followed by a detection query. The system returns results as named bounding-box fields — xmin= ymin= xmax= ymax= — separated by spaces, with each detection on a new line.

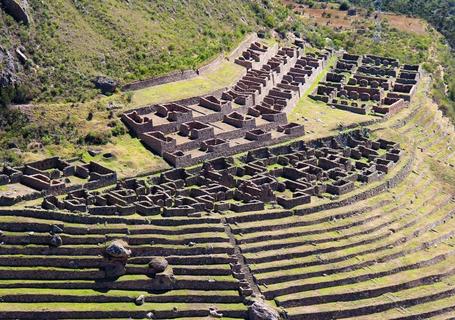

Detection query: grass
xmin=80 ymin=135 xmax=169 ymax=178
xmin=0 ymin=0 xmax=259 ymax=103
xmin=131 ymin=61 xmax=245 ymax=106
xmin=14 ymin=38 xmax=249 ymax=174
xmin=0 ymin=302 xmax=246 ymax=312
xmin=288 ymin=54 xmax=377 ymax=135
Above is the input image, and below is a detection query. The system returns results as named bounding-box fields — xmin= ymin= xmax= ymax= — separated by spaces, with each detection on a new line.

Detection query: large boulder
xmin=105 ymin=240 xmax=131 ymax=259
xmin=149 ymin=256 xmax=168 ymax=274
xmin=0 ymin=0 xmax=30 ymax=25
xmin=49 ymin=234 xmax=63 ymax=247
xmin=248 ymin=300 xmax=283 ymax=320
xmin=92 ymin=76 xmax=118 ymax=95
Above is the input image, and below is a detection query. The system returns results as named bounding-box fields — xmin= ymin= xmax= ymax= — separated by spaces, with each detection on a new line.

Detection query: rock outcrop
xmin=0 ymin=46 xmax=19 ymax=86
xmin=92 ymin=76 xmax=118 ymax=95
xmin=0 ymin=0 xmax=30 ymax=25
xmin=248 ymin=300 xmax=283 ymax=320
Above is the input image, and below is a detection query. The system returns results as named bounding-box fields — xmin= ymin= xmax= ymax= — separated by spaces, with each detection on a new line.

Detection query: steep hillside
xmin=347 ymin=0 xmax=455 ymax=119
xmin=350 ymin=0 xmax=455 ymax=47
xmin=0 ymin=0 xmax=287 ymax=104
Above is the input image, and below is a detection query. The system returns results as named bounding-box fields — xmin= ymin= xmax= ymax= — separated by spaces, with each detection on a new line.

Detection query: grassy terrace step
xmin=238 ymin=190 xmax=440 ymax=254
xmin=247 ymin=184 xmax=445 ymax=275
xmin=0 ymin=288 xmax=243 ymax=304
xmin=253 ymin=203 xmax=455 ymax=286
xmin=0 ymin=232 xmax=230 ymax=246
xmin=285 ymin=273 xmax=455 ymax=319
xmin=260 ymin=234 xmax=455 ymax=299
xmin=259 ymin=210 xmax=455 ymax=299
xmin=229 ymin=165 xmax=424 ymax=236
xmin=0 ymin=262 xmax=233 ymax=276
xmin=0 ymin=217 xmax=226 ymax=235
xmin=243 ymin=190 xmax=448 ymax=265
xmin=0 ymin=274 xmax=239 ymax=291
xmin=276 ymin=252 xmax=455 ymax=308
xmin=253 ymin=199 xmax=454 ymax=268
xmin=232 ymin=167 xmax=427 ymax=239
xmin=243 ymin=197 xmax=455 ymax=265
xmin=385 ymin=297 xmax=455 ymax=320
xmin=0 ymin=242 xmax=234 ymax=256
xmin=0 ymin=263 xmax=231 ymax=278
xmin=0 ymin=209 xmax=223 ymax=227
xmin=0 ymin=254 xmax=233 ymax=268
xmin=0 ymin=267 xmax=104 ymax=280
xmin=236 ymin=202 xmax=394 ymax=245
xmin=127 ymin=264 xmax=232 ymax=276
xmin=253 ymin=225 xmax=455 ymax=285
xmin=231 ymin=202 xmax=388 ymax=236
xmin=400 ymin=105 xmax=433 ymax=134
xmin=426 ymin=137 xmax=455 ymax=161
xmin=0 ymin=302 xmax=247 ymax=319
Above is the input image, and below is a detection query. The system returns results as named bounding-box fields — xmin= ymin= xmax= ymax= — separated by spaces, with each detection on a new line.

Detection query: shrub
xmin=339 ymin=2 xmax=350 ymax=11
xmin=83 ymin=131 xmax=111 ymax=145
xmin=125 ymin=91 xmax=134 ymax=103
xmin=109 ymin=120 xmax=127 ymax=137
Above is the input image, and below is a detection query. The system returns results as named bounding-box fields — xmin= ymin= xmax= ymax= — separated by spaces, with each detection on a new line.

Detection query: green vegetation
xmin=131 ymin=61 xmax=244 ymax=106
xmin=3 ymin=0 xmax=253 ymax=102
xmin=0 ymin=0 xmax=299 ymax=167
xmin=346 ymin=0 xmax=455 ymax=120
xmin=303 ymin=18 xmax=431 ymax=64
xmin=350 ymin=0 xmax=455 ymax=47
xmin=0 ymin=0 xmax=292 ymax=104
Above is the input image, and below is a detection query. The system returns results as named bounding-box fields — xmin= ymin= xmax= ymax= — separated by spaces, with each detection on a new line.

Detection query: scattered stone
xmin=135 ymin=295 xmax=145 ymax=306
xmin=15 ymin=46 xmax=28 ymax=64
xmin=6 ymin=142 xmax=18 ymax=149
xmin=209 ymin=307 xmax=223 ymax=318
xmin=27 ymin=141 xmax=43 ymax=150
xmin=88 ymin=149 xmax=101 ymax=157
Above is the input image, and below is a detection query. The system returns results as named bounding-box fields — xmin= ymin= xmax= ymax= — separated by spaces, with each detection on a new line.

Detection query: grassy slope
xmin=0 ymin=0 xmax=257 ymax=102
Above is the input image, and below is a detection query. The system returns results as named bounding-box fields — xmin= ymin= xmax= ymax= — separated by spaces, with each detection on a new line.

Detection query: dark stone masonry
xmin=0 ymin=157 xmax=116 ymax=206
xmin=310 ymin=53 xmax=421 ymax=116
xmin=42 ymin=130 xmax=403 ymax=215
xmin=0 ymin=35 xmax=430 ymax=320
xmin=122 ymin=42 xmax=332 ymax=167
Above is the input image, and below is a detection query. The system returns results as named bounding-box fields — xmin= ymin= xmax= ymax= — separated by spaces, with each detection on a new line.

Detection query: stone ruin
xmin=0 ymin=157 xmax=116 ymax=206
xmin=43 ymin=130 xmax=403 ymax=215
xmin=310 ymin=53 xmax=421 ymax=116
xmin=122 ymin=43 xmax=332 ymax=167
